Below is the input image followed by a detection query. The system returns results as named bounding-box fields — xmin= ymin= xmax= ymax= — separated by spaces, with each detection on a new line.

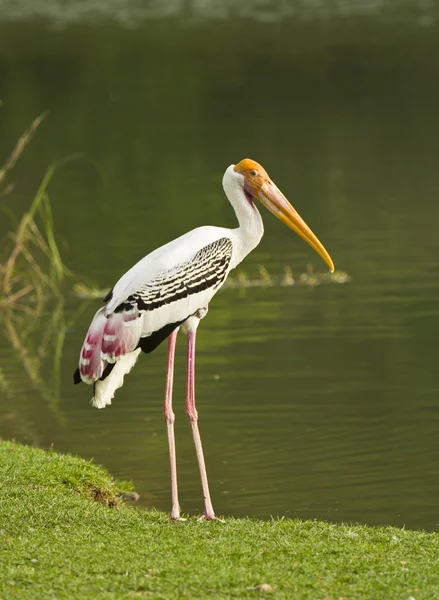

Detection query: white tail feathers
xmin=91 ymin=349 xmax=141 ymax=409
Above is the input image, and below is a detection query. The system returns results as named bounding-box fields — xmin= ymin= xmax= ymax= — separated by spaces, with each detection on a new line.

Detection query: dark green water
xmin=1 ymin=4 xmax=439 ymax=530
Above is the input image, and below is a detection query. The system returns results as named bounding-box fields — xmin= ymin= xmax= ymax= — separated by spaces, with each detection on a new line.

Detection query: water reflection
xmin=0 ymin=297 xmax=78 ymax=431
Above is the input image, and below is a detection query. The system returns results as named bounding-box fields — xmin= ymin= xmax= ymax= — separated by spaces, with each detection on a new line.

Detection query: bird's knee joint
xmin=164 ymin=409 xmax=175 ymax=424
xmin=186 ymin=409 xmax=198 ymax=423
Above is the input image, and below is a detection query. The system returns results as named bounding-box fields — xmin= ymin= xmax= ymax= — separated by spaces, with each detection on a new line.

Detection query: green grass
xmin=1 ymin=441 xmax=438 ymax=599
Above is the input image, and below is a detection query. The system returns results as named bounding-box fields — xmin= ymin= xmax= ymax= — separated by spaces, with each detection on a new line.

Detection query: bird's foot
xmin=169 ymin=513 xmax=186 ymax=522
xmin=197 ymin=513 xmax=225 ymax=523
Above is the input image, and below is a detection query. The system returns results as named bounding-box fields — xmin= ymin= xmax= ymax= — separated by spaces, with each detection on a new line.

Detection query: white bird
xmin=74 ymin=158 xmax=334 ymax=520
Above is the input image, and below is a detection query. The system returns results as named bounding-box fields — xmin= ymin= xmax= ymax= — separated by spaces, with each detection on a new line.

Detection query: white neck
xmin=222 ymin=165 xmax=264 ymax=268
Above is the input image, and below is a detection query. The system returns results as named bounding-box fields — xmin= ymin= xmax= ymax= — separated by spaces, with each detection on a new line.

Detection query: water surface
xmin=1 ymin=4 xmax=439 ymax=531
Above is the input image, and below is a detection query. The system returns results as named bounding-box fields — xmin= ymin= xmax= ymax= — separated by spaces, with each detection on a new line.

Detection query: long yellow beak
xmin=258 ymin=180 xmax=335 ymax=272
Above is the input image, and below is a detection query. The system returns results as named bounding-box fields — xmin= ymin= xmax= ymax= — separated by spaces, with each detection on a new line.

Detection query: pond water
xmin=1 ymin=2 xmax=439 ymax=531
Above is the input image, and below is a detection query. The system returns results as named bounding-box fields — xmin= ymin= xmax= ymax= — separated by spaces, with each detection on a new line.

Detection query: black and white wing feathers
xmin=76 ymin=237 xmax=234 ymax=389
xmin=116 ymin=237 xmax=233 ymax=315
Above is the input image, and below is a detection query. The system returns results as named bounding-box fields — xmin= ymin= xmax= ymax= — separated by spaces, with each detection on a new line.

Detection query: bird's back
xmin=105 ymin=225 xmax=233 ymax=315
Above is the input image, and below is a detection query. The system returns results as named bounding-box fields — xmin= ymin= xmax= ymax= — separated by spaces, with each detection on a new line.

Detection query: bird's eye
xmin=250 ymin=170 xmax=258 ymax=177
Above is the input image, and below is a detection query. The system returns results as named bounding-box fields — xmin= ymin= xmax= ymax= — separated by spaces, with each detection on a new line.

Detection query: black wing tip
xmin=103 ymin=287 xmax=114 ymax=303
xmin=100 ymin=362 xmax=115 ymax=381
xmin=73 ymin=367 xmax=82 ymax=385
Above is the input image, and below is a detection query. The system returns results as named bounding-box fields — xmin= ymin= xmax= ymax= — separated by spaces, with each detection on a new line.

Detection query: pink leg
xmin=186 ymin=329 xmax=216 ymax=520
xmin=164 ymin=328 xmax=184 ymax=521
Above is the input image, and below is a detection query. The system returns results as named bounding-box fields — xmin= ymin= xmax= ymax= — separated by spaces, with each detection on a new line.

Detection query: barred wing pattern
xmin=116 ymin=236 xmax=233 ymax=314
xmin=76 ymin=237 xmax=233 ymax=386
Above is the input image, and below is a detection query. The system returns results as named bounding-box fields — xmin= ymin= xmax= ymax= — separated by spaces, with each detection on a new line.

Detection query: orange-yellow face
xmin=234 ymin=158 xmax=270 ymax=198
xmin=234 ymin=158 xmax=335 ymax=272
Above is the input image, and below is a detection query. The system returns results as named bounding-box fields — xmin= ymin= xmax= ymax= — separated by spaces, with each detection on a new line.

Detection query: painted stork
xmin=74 ymin=159 xmax=334 ymax=520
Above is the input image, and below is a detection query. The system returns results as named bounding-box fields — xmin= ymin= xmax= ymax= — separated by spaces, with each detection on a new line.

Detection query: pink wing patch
xmin=101 ymin=310 xmax=141 ymax=361
xmin=78 ymin=307 xmax=142 ymax=384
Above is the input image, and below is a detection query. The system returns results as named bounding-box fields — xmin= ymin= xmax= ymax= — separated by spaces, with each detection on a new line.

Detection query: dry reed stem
xmin=6 ymin=284 xmax=33 ymax=304
xmin=4 ymin=317 xmax=41 ymax=385
xmin=2 ymin=212 xmax=31 ymax=294
xmin=0 ymin=111 xmax=49 ymax=191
